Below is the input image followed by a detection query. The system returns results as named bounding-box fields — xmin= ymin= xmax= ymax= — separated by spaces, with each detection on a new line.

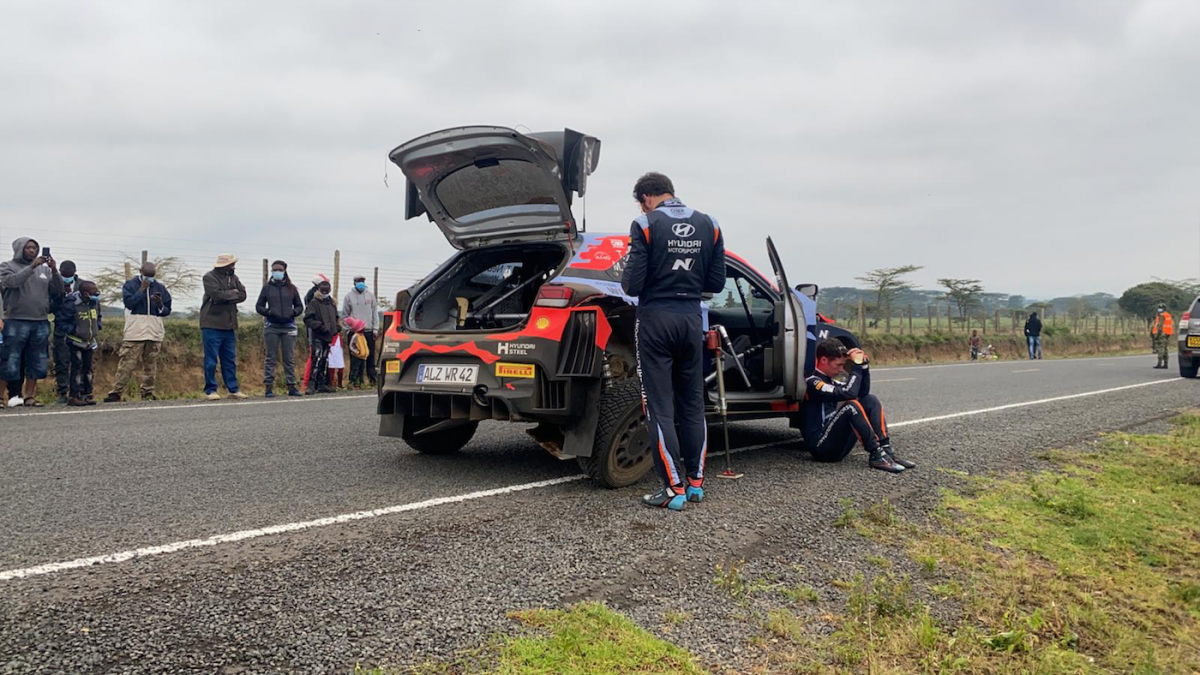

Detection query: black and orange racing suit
xmin=799 ymin=362 xmax=889 ymax=461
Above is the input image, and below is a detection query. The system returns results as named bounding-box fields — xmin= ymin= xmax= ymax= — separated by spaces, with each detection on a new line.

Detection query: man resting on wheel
xmin=800 ymin=339 xmax=914 ymax=473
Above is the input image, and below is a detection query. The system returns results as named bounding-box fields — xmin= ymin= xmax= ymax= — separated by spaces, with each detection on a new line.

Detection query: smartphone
xmin=42 ymin=247 xmax=50 ymax=258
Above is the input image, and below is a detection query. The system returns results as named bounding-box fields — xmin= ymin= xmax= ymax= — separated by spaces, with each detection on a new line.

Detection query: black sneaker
xmin=884 ymin=447 xmax=916 ymax=469
xmin=103 ymin=393 xmax=121 ymax=403
xmin=288 ymin=387 xmax=302 ymax=397
xmin=641 ymin=486 xmax=686 ymax=511
xmin=869 ymin=449 xmax=905 ymax=473
xmin=317 ymin=385 xmax=337 ymax=394
xmin=56 ymin=394 xmax=69 ymax=405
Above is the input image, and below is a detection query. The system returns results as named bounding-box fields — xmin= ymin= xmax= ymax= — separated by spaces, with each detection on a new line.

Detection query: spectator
xmin=303 ymin=279 xmax=339 ymax=394
xmin=342 ymin=275 xmax=379 ymax=385
xmin=969 ymin=330 xmax=982 ymax=361
xmin=200 ymin=254 xmax=248 ymax=401
xmin=104 ymin=261 xmax=172 ymax=402
xmin=301 ymin=273 xmax=329 ymax=391
xmin=328 ymin=331 xmax=346 ymax=389
xmin=0 ymin=237 xmax=63 ymax=408
xmin=345 ymin=316 xmax=370 ymax=388
xmin=59 ymin=280 xmax=103 ymax=406
xmin=50 ymin=260 xmax=79 ymax=404
xmin=1024 ymin=312 xmax=1043 ymax=360
xmin=255 ymin=260 xmax=304 ymax=397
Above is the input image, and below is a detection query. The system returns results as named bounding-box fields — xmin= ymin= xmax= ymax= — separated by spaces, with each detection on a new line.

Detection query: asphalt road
xmin=0 ymin=353 xmax=1193 ymax=672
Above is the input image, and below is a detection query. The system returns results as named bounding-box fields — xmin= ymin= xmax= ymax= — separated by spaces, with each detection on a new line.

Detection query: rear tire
xmin=404 ymin=421 xmax=479 ymax=455
xmin=1181 ymin=358 xmax=1199 ymax=379
xmin=579 ymin=377 xmax=654 ymax=488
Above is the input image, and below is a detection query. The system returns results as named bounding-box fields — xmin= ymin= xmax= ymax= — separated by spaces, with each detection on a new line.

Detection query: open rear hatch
xmin=390 ymin=126 xmax=600 ymax=249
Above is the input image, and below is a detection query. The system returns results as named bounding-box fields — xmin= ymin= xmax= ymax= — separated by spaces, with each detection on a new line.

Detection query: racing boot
xmin=642 ymin=485 xmax=686 ymax=511
xmin=685 ymin=477 xmax=705 ymax=503
xmin=880 ymin=442 xmax=916 ymax=470
xmin=868 ymin=447 xmax=905 ymax=473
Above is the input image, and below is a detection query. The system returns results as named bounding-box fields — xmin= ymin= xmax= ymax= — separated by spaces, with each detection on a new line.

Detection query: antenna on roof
xmin=581 ymin=192 xmax=587 ymax=233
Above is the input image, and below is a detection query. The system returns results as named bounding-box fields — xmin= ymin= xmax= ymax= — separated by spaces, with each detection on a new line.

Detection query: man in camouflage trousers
xmin=1151 ymin=303 xmax=1174 ymax=369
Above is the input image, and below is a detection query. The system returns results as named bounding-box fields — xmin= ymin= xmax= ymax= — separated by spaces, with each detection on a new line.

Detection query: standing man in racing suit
xmin=621 ymin=172 xmax=725 ymax=511
xmin=800 ymin=339 xmax=915 ymax=473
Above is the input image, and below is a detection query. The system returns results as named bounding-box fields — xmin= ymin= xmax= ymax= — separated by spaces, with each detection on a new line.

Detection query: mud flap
xmin=560 ymin=379 xmax=602 ymax=458
xmin=380 ymin=413 xmax=406 ymax=438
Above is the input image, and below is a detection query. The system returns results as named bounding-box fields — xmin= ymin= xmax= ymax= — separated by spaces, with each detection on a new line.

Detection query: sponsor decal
xmin=386 ymin=360 xmax=401 ymax=374
xmin=535 ymin=316 xmax=552 ymax=330
xmin=495 ymin=362 xmax=536 ymax=379
xmin=814 ymin=380 xmax=825 ymax=390
xmin=497 ymin=342 xmax=536 ymax=356
xmin=672 ymin=258 xmax=696 ymax=271
xmin=672 ymin=223 xmax=696 ymax=237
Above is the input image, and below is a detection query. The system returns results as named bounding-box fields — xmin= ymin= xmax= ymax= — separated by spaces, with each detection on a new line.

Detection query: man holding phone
xmin=105 ymin=261 xmax=172 ymax=402
xmin=0 ymin=237 xmax=63 ymax=407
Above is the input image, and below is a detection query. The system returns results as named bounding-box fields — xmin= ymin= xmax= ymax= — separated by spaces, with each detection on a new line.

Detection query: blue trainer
xmin=265 ymin=389 xmax=275 ymax=398
xmin=641 ymin=487 xmax=686 ymax=511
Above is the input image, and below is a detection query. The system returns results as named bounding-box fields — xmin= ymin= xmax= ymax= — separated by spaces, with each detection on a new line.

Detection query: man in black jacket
xmin=303 ymin=279 xmax=339 ymax=395
xmin=621 ymin=172 xmax=725 ymax=511
xmin=256 ymin=260 xmax=304 ymax=397
xmin=800 ymin=339 xmax=914 ymax=473
xmin=50 ymin=260 xmax=78 ymax=403
xmin=200 ymin=254 xmax=248 ymax=400
xmin=1024 ymin=312 xmax=1043 ymax=360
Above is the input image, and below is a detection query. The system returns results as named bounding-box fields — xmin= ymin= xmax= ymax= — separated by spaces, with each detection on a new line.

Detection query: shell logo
xmin=535 ymin=316 xmax=552 ymax=331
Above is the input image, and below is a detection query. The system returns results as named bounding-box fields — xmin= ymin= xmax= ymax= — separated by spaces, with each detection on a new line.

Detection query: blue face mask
xmin=355 ymin=282 xmax=367 ymax=292
xmin=61 ymin=275 xmax=75 ymax=284
xmin=90 ymin=295 xmax=101 ymax=303
xmin=272 ymin=271 xmax=286 ymax=282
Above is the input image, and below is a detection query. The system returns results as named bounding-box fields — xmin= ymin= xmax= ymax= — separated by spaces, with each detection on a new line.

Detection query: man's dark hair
xmin=59 ymin=260 xmax=77 ymax=277
xmin=815 ymin=339 xmax=848 ymax=361
xmin=632 ymin=172 xmax=675 ymax=202
xmin=78 ymin=279 xmax=98 ymax=294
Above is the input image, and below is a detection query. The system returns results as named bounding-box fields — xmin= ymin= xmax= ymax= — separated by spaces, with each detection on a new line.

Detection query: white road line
xmin=0 ymin=377 xmax=1184 ymax=582
xmin=872 ymin=377 xmax=917 ymax=383
xmin=873 ymin=353 xmax=1147 ymax=373
xmin=0 ymin=394 xmax=375 ymax=419
xmin=888 ymin=378 xmax=1180 ymax=428
xmin=1011 ymin=368 xmax=1040 ymax=373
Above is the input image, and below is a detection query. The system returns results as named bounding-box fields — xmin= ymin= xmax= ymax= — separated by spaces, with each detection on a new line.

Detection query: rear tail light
xmin=535 ymin=285 xmax=574 ymax=308
xmin=1184 ymin=311 xmax=1191 ymax=323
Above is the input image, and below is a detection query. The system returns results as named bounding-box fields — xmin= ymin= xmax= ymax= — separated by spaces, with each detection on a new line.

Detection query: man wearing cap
xmin=50 ymin=260 xmax=79 ymax=403
xmin=200 ymin=254 xmax=248 ymax=400
xmin=342 ymin=274 xmax=379 ymax=386
xmin=1151 ymin=303 xmax=1174 ymax=369
xmin=105 ymin=261 xmax=172 ymax=402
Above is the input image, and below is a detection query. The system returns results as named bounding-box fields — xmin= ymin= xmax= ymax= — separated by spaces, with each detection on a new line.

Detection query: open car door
xmin=766 ymin=236 xmax=808 ymax=400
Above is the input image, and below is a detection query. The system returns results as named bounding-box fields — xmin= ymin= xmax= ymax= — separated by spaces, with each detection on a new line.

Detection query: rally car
xmin=377 ymin=126 xmax=861 ymax=487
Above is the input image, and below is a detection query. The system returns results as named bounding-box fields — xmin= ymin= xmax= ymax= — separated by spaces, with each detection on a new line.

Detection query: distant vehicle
xmin=376 ymin=125 xmax=862 ymax=487
xmin=1179 ymin=295 xmax=1200 ymax=378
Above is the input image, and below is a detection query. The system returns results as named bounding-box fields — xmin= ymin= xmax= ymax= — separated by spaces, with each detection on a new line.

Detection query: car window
xmin=436 ymin=160 xmax=560 ymax=221
xmin=705 ymin=275 xmax=773 ymax=310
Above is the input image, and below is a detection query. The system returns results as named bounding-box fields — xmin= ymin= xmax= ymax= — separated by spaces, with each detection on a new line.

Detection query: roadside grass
xmin=786 ymin=411 xmax=1200 ymax=673
xmin=362 ymin=413 xmax=1200 ymax=674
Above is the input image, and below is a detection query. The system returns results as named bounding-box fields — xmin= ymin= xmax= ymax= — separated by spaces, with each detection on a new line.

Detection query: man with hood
xmin=342 ymin=274 xmax=379 ymax=385
xmin=200 ymin=254 xmax=248 ymax=401
xmin=1024 ymin=311 xmax=1043 ymax=360
xmin=0 ymin=237 xmax=63 ymax=407
xmin=50 ymin=260 xmax=79 ymax=404
xmin=105 ymin=260 xmax=173 ymax=402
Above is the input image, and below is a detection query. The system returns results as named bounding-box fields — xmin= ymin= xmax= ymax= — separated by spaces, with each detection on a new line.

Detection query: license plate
xmin=416 ymin=364 xmax=478 ymax=385
xmin=1188 ymin=336 xmax=1200 ymax=348
xmin=386 ymin=360 xmax=401 ymax=374
xmin=495 ymin=362 xmax=536 ymax=379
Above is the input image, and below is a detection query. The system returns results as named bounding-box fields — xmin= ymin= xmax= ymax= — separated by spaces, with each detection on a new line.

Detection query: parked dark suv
xmin=1180 ymin=295 xmax=1200 ymax=378
xmin=377 ymin=126 xmax=861 ymax=487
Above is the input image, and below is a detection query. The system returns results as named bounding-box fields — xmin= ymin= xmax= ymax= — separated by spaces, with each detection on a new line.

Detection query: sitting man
xmin=800 ymin=339 xmax=914 ymax=473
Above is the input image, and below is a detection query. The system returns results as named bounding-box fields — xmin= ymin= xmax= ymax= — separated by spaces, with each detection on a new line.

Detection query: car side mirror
xmin=796 ymin=283 xmax=818 ymax=301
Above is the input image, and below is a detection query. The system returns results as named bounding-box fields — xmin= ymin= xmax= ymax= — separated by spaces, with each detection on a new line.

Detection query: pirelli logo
xmin=495 ymin=362 xmax=536 ymax=379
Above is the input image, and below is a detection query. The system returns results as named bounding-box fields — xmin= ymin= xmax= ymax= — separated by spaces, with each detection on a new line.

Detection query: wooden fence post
xmin=373 ymin=266 xmax=380 ymax=298
xmin=333 ymin=250 xmax=341 ymax=301
xmin=262 ymin=258 xmax=268 ymax=286
xmin=858 ymin=297 xmax=866 ymax=335
xmin=141 ymin=250 xmax=148 ymax=266
xmin=926 ymin=304 xmax=933 ymax=334
xmin=124 ymin=262 xmax=132 ymax=281
xmin=908 ymin=304 xmax=913 ymax=335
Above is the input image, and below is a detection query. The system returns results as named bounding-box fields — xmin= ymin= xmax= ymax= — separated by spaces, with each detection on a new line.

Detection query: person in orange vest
xmin=1151 ymin=303 xmax=1174 ymax=369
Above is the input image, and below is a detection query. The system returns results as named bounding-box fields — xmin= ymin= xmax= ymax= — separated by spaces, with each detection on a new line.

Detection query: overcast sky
xmin=2 ymin=0 xmax=1198 ymax=306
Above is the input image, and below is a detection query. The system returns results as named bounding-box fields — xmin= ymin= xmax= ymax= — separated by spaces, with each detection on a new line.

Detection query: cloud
xmin=1 ymin=0 xmax=1197 ymax=304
